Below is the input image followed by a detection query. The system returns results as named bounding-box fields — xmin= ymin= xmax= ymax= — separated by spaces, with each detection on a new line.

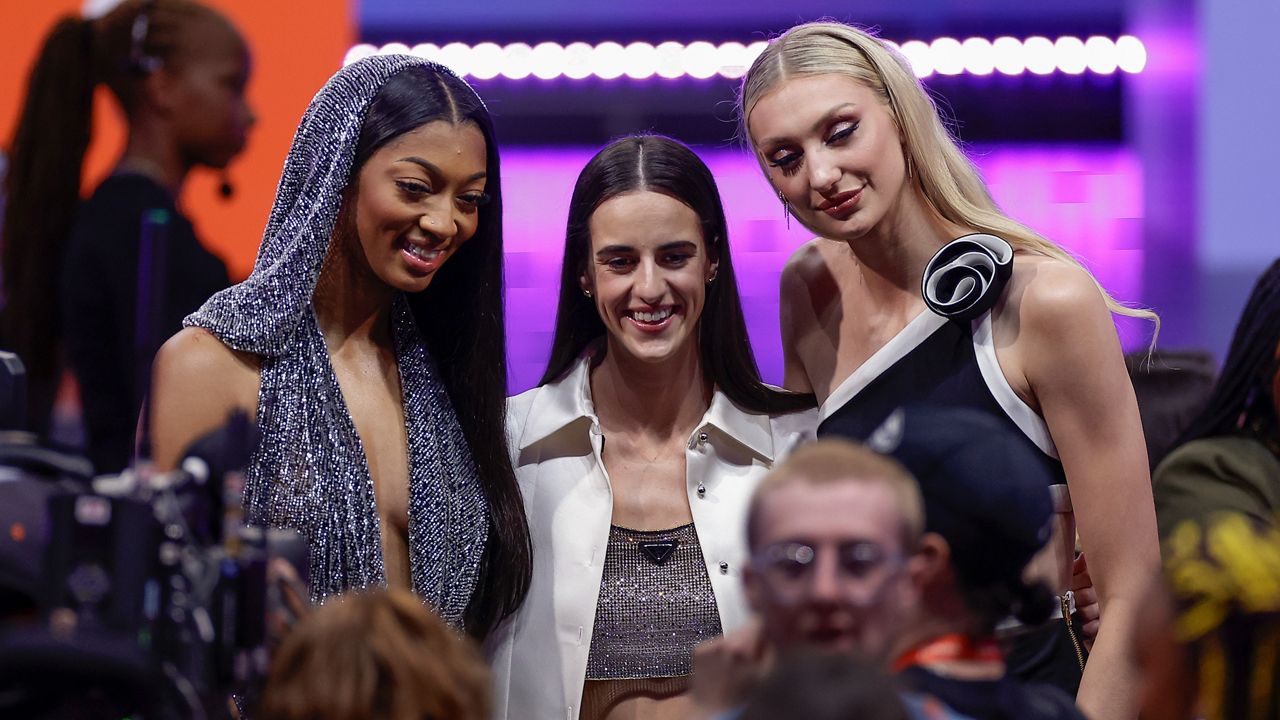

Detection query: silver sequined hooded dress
xmin=185 ymin=56 xmax=489 ymax=628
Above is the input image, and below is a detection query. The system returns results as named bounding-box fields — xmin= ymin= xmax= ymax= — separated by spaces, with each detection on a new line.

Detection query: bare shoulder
xmin=781 ymin=238 xmax=842 ymax=286
xmin=153 ymin=326 xmax=261 ymax=392
xmin=1006 ymin=254 xmax=1111 ymax=336
xmin=150 ymin=327 xmax=261 ymax=469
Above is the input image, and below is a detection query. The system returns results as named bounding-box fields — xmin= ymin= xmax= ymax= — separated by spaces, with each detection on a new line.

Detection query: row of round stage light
xmin=344 ymin=36 xmax=1147 ymax=80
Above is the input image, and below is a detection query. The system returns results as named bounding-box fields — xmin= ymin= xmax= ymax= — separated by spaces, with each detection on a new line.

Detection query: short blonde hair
xmin=738 ymin=21 xmax=1158 ymax=340
xmin=746 ymin=439 xmax=924 ymax=551
xmin=259 ymin=588 xmax=490 ymax=720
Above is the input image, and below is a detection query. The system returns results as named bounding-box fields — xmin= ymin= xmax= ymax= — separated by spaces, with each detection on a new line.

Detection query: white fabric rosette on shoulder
xmin=921 ymin=233 xmax=1014 ymax=322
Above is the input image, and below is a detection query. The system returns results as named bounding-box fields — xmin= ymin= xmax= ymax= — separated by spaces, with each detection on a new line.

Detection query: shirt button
xmin=698 ymin=432 xmax=709 ymax=446
xmin=719 ymin=561 xmax=729 ymax=574
xmin=696 ymin=483 xmax=706 ymax=497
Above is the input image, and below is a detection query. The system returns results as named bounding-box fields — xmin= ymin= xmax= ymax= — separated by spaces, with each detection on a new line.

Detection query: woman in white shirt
xmin=488 ymin=135 xmax=815 ymax=720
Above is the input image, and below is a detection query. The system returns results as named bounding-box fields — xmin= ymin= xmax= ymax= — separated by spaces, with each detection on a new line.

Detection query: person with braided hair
xmin=1154 ymin=259 xmax=1280 ymax=538
xmin=1 ymin=0 xmax=252 ymax=471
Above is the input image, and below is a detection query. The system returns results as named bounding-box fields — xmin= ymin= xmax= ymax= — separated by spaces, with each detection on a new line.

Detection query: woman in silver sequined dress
xmin=148 ymin=56 xmax=531 ymax=640
xmin=487 ymin=135 xmax=816 ymax=720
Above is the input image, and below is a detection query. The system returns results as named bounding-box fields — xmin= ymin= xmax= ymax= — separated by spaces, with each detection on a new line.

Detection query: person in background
xmin=487 ymin=135 xmax=814 ymax=720
xmin=259 ymin=588 xmax=490 ymax=720
xmin=1 ymin=0 xmax=252 ymax=469
xmin=1124 ymin=349 xmax=1216 ymax=470
xmin=1154 ymin=259 xmax=1280 ymax=539
xmin=690 ymin=440 xmax=931 ymax=718
xmin=876 ymin=406 xmax=1085 ymax=720
xmin=738 ymin=21 xmax=1158 ymax=715
xmin=1153 ymin=511 xmax=1280 ymax=719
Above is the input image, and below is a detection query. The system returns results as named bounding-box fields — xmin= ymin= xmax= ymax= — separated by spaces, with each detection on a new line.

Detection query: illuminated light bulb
xmin=624 ymin=42 xmax=658 ymax=80
xmin=1115 ymin=35 xmax=1147 ymax=73
xmin=1084 ymin=36 xmax=1118 ymax=74
xmin=410 ymin=43 xmax=440 ymax=61
xmin=469 ymin=42 xmax=503 ymax=80
xmin=593 ymin=41 xmax=627 ymax=80
xmin=564 ymin=42 xmax=593 ymax=80
xmin=683 ymin=40 xmax=719 ymax=79
xmin=1023 ymin=36 xmax=1056 ymax=75
xmin=1054 ymin=36 xmax=1088 ymax=75
xmin=501 ymin=43 xmax=533 ymax=80
xmin=531 ymin=42 xmax=565 ymax=80
xmin=898 ymin=40 xmax=933 ymax=78
xmin=991 ymin=36 xmax=1025 ymax=75
xmin=656 ymin=41 xmax=684 ymax=79
xmin=435 ymin=42 xmax=471 ymax=77
xmin=717 ymin=41 xmax=749 ymax=79
xmin=962 ymin=37 xmax=995 ymax=75
xmin=344 ymin=44 xmax=377 ymax=66
xmin=931 ymin=37 xmax=965 ymax=76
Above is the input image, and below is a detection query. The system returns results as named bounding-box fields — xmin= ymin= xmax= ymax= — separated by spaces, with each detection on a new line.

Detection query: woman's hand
xmin=1072 ymin=552 xmax=1100 ymax=650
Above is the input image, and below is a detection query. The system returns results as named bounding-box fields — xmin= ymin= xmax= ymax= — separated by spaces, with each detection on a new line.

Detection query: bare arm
xmin=149 ymin=327 xmax=260 ymax=471
xmin=1015 ymin=263 xmax=1158 ymax=720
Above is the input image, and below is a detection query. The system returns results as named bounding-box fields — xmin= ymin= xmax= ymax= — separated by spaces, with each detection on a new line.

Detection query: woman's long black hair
xmin=539 ymin=134 xmax=814 ymax=415
xmin=1175 ymin=259 xmax=1280 ymax=448
xmin=351 ymin=65 xmax=531 ymax=639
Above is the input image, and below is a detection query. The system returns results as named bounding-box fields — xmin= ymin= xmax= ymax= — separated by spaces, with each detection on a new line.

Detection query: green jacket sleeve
xmin=1153 ymin=437 xmax=1280 ymax=541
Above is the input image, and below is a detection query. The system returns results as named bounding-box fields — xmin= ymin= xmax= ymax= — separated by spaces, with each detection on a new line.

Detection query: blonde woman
xmin=738 ymin=21 xmax=1158 ymax=720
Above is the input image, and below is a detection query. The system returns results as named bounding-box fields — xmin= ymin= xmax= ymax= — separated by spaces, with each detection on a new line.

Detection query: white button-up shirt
xmin=486 ymin=354 xmax=816 ymax=720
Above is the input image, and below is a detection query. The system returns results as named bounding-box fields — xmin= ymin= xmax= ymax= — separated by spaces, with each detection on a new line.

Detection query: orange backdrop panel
xmin=1 ymin=0 xmax=354 ymax=280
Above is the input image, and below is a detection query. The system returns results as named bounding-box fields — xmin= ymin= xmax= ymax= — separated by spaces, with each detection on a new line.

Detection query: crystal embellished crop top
xmin=585 ymin=523 xmax=723 ymax=680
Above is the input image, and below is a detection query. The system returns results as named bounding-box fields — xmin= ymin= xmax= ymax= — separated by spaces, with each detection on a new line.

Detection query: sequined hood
xmin=182 ymin=55 xmax=492 ymax=627
xmin=188 ymin=54 xmax=442 ymax=354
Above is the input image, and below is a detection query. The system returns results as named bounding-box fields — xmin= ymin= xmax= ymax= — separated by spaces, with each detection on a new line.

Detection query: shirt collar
xmin=517 ymin=352 xmax=597 ymax=451
xmin=703 ymin=387 xmax=776 ymax=462
xmin=517 ymin=350 xmax=776 ymax=461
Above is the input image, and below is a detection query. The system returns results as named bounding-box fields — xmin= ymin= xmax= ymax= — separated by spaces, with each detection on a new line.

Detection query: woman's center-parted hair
xmin=736 ymin=21 xmax=1159 ymax=341
xmin=351 ymin=64 xmax=532 ymax=640
xmin=539 ymin=134 xmax=815 ymax=415
xmin=745 ymin=439 xmax=925 ymax=552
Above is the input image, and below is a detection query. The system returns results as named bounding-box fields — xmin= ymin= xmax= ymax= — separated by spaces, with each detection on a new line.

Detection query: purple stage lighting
xmin=345 ymin=35 xmax=1147 ymax=80
xmin=499 ymin=145 xmax=1146 ymax=393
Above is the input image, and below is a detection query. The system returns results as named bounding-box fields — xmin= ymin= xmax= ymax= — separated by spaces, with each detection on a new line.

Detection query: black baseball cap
xmin=867 ymin=404 xmax=1055 ymax=587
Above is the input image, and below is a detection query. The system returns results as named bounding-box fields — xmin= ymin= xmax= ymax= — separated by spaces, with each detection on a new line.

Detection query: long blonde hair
xmin=738 ymin=21 xmax=1158 ymax=337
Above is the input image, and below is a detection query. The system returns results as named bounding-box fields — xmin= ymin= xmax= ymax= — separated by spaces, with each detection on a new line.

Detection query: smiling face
xmin=349 ymin=120 xmax=490 ymax=294
xmin=580 ymin=190 xmax=717 ymax=366
xmin=748 ymin=73 xmax=910 ymax=242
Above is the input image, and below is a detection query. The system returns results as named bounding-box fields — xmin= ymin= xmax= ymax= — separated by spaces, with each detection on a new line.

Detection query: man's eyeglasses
xmin=751 ymin=540 xmax=903 ymax=601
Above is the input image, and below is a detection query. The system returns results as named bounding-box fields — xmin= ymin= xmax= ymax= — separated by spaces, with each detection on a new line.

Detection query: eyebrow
xmin=397 ymin=156 xmax=487 ymax=183
xmin=594 ymin=240 xmax=698 ymax=257
xmin=758 ymin=102 xmax=859 ymax=148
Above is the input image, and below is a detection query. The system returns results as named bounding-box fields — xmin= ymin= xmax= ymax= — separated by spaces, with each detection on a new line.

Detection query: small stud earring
xmin=583 ymin=288 xmax=592 ymax=298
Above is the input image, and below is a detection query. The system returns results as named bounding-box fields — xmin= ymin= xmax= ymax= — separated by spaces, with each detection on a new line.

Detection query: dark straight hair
xmin=1175 ymin=259 xmax=1280 ymax=448
xmin=540 ymin=134 xmax=814 ymax=415
xmin=351 ymin=65 xmax=531 ymax=639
